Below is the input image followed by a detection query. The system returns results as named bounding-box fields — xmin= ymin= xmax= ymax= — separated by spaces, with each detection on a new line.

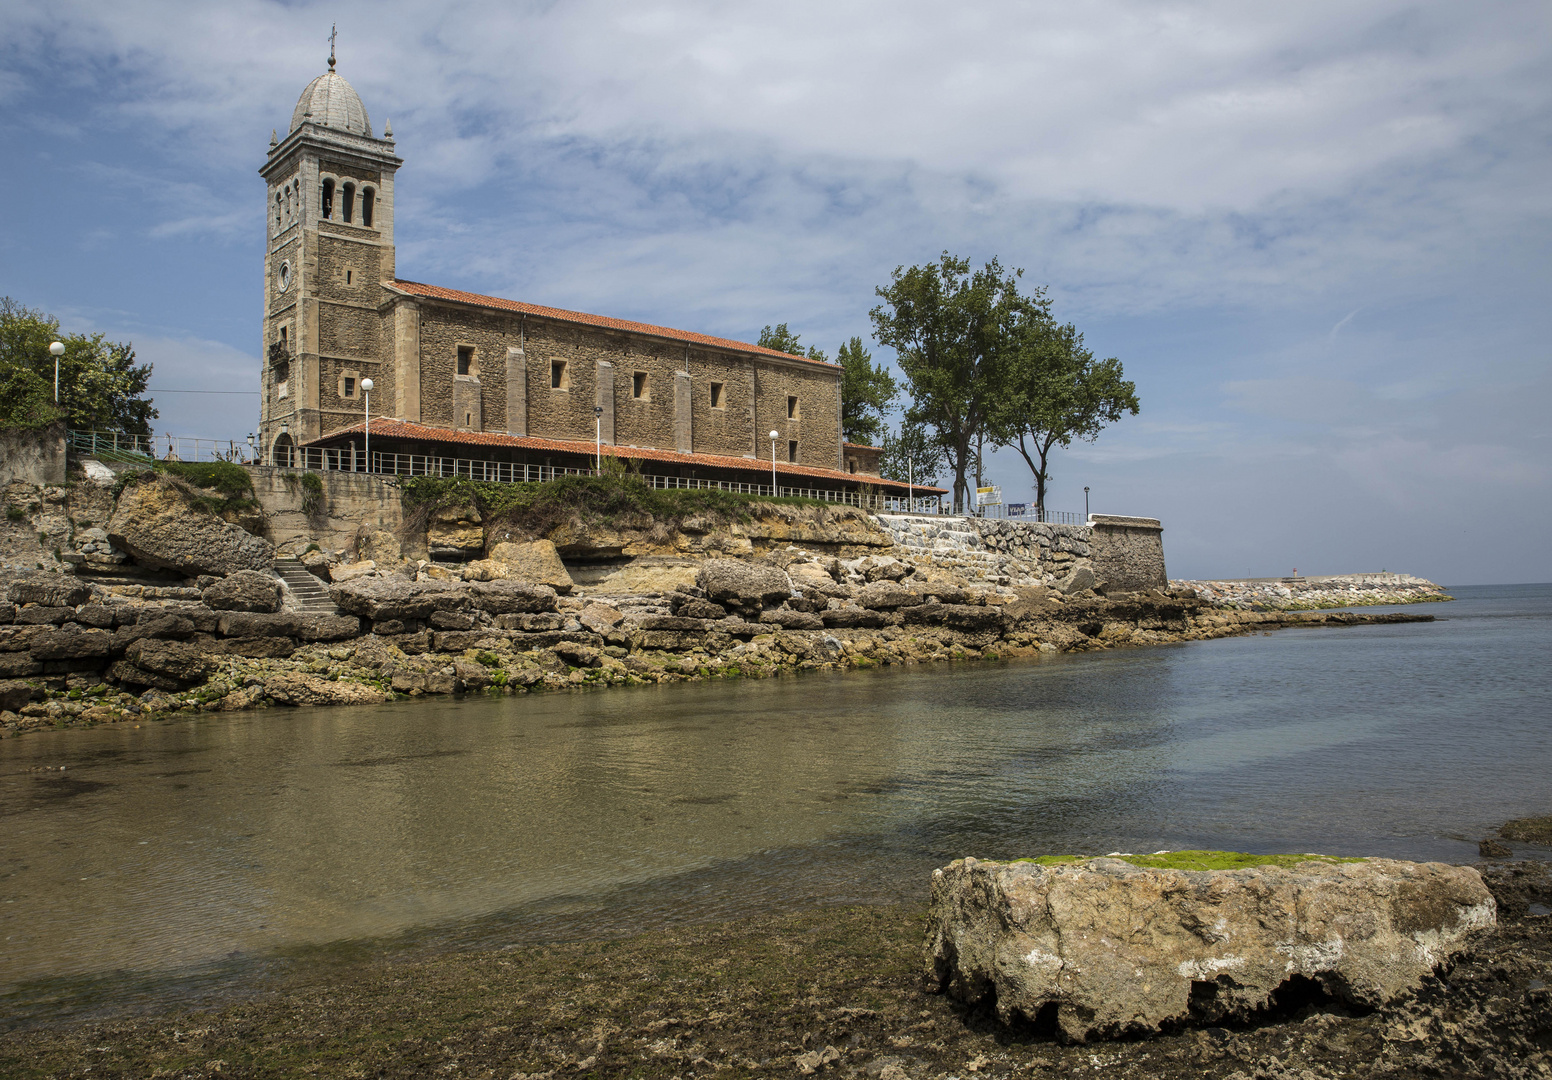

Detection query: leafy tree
xmin=757 ymin=323 xmax=820 ymax=360
xmin=835 ymin=336 xmax=898 ymax=445
xmin=869 ymin=254 xmax=1046 ymax=512
xmin=0 ymin=364 xmax=62 ymax=430
xmin=0 ymin=297 xmax=156 ymax=434
xmin=987 ymin=320 xmax=1139 ymax=517
xmin=878 ymin=419 xmax=947 ymax=489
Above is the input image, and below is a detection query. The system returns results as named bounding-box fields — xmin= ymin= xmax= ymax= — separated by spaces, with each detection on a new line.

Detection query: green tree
xmin=878 ymin=419 xmax=947 ymax=490
xmin=835 ymin=336 xmax=898 ymax=445
xmin=0 ymin=297 xmax=156 ymax=434
xmin=869 ymin=254 xmax=1045 ymax=512
xmin=987 ymin=320 xmax=1139 ymax=517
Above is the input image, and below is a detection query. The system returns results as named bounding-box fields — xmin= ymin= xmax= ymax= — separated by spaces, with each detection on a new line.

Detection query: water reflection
xmin=1 ymin=584 xmax=1548 ymax=1011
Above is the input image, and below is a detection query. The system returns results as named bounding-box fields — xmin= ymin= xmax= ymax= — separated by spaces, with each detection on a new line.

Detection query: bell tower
xmin=259 ymin=45 xmax=402 ymax=460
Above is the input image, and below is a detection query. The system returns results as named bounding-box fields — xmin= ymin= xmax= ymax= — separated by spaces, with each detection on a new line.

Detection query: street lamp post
xmin=49 ymin=341 xmax=64 ymax=404
xmin=1084 ymin=486 xmax=1090 ymax=521
xmin=361 ymin=378 xmax=374 ymax=472
xmin=907 ymin=455 xmax=914 ymax=513
xmin=594 ymin=405 xmax=604 ymax=474
xmin=769 ymin=430 xmax=779 ymax=496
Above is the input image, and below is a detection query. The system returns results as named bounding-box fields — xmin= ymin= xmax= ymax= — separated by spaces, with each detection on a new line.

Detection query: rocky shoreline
xmin=2 ymin=858 xmax=1546 ymax=1078
xmin=0 ymin=557 xmax=1434 ymax=739
xmin=1174 ymin=572 xmax=1449 ymax=610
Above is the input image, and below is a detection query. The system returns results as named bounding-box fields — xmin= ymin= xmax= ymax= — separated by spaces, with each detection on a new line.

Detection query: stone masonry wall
xmin=1087 ymin=516 xmax=1166 ymax=592
xmin=408 ymin=301 xmax=844 ymax=469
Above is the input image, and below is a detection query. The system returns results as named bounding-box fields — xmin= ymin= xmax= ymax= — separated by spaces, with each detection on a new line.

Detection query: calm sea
xmin=2 ymin=582 xmax=1547 ymax=1024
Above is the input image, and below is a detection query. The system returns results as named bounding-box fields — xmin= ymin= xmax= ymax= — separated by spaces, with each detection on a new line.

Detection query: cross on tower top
xmin=328 ymin=24 xmax=337 ymax=70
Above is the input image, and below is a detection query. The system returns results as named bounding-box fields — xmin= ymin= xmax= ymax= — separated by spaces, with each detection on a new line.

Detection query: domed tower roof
xmin=290 ymin=61 xmax=372 ymax=137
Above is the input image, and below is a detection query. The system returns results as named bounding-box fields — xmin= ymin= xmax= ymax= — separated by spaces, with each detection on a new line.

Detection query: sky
xmin=1 ymin=0 xmax=1548 ymax=585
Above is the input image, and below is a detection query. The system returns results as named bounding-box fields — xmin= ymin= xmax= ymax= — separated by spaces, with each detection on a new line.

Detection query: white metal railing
xmin=67 ymin=429 xmax=260 ymax=465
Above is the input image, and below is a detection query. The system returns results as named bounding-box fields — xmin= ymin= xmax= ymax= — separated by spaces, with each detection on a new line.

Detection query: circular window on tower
xmin=276 ymin=259 xmax=292 ymax=293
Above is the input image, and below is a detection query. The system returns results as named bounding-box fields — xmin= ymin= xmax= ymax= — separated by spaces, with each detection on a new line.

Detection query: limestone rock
xmin=856 ymin=581 xmax=923 ymax=610
xmin=578 ymin=602 xmax=624 ymax=634
xmin=821 ymin=607 xmax=888 ymax=629
xmin=357 ymin=530 xmax=402 ymax=565
xmin=121 ymin=639 xmax=212 ymax=686
xmin=477 ymin=540 xmax=574 ymax=593
xmin=202 ymin=569 xmax=283 ymax=613
xmin=264 ymin=672 xmax=389 ymax=707
xmin=924 ymin=855 xmax=1496 ymax=1043
xmin=759 ymin=607 xmax=824 ymax=630
xmin=466 ymin=580 xmax=560 ymax=615
xmin=697 ymin=559 xmax=792 ymax=607
xmin=330 ymin=560 xmax=379 ymax=584
xmin=331 ymin=577 xmax=469 ymax=621
xmin=6 ymin=574 xmax=93 ymax=608
xmin=585 ymin=562 xmax=699 ymax=596
xmin=1057 ymin=565 xmax=1096 ymax=595
xmin=28 ymin=628 xmax=118 ymax=660
xmin=108 ymin=479 xmax=274 ymax=576
xmin=427 ymin=522 xmax=485 ymax=560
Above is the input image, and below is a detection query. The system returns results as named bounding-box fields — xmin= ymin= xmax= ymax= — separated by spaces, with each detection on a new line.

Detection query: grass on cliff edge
xmin=1015 ymin=850 xmax=1368 ymax=871
xmin=402 ymin=473 xmax=844 ymax=529
xmin=112 ymin=459 xmax=257 ymax=514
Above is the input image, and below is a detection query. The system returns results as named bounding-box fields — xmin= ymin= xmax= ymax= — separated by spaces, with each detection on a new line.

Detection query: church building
xmin=259 ymin=55 xmax=919 ymax=498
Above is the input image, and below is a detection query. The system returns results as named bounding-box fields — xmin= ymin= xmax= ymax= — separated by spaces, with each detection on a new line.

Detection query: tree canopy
xmin=835 ymin=337 xmax=898 ymax=445
xmin=986 ymin=320 xmax=1138 ymax=515
xmin=878 ymin=419 xmax=947 ymax=489
xmin=0 ymin=297 xmax=156 ymax=434
xmin=869 ymin=254 xmax=1048 ymax=512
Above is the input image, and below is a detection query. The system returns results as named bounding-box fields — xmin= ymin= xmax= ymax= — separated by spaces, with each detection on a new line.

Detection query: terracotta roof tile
xmin=390 ymin=280 xmax=839 ymax=368
xmin=311 ymin=418 xmax=946 ymax=494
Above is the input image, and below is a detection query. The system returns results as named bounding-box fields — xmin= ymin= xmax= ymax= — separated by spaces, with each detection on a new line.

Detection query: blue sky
xmin=2 ymin=0 xmax=1548 ymax=584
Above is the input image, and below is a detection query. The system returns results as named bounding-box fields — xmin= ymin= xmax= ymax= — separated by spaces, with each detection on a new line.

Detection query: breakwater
xmin=1174 ymin=572 xmax=1448 ymax=609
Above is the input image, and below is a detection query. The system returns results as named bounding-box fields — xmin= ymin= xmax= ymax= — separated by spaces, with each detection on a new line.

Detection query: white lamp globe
xmin=361 ymin=378 xmax=374 ymax=392
xmin=49 ymin=341 xmax=64 ymax=356
xmin=769 ymin=430 xmax=779 ymax=439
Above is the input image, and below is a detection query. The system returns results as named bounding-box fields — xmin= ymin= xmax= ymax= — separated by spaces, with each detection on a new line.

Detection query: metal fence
xmin=67 ymin=429 xmax=259 ymax=466
xmin=70 ymin=429 xmax=1082 ymax=523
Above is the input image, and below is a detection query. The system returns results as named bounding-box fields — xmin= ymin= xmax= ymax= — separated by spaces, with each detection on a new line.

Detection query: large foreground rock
xmin=924 ymin=854 xmax=1496 ymax=1042
xmin=696 ymin=559 xmax=792 ymax=607
xmin=202 ymin=569 xmax=283 ymax=613
xmin=465 ymin=539 xmax=574 ymax=593
xmin=108 ymin=479 xmax=274 ymax=576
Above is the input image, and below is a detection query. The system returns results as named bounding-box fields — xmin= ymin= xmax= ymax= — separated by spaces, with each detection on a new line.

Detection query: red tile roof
xmin=843 ymin=442 xmax=882 ymax=450
xmin=390 ymin=280 xmax=839 ymax=368
xmin=311 ymin=418 xmax=946 ymax=494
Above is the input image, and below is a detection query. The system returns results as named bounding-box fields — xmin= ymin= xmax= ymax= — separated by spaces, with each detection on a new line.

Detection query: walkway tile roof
xmin=311 ymin=418 xmax=946 ymax=494
xmin=390 ymin=280 xmax=839 ymax=368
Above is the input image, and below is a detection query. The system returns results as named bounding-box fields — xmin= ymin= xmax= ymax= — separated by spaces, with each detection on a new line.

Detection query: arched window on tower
xmin=342 ymin=182 xmax=355 ymax=223
xmin=361 ymin=188 xmax=375 ymax=227
xmin=275 ymin=191 xmax=283 ymax=232
xmin=321 ymin=178 xmax=334 ymax=220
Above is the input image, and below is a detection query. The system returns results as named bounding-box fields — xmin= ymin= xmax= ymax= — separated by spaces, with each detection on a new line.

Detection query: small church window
xmin=275 ymin=192 xmax=282 ymax=231
xmin=457 ymin=346 xmax=474 ymax=376
xmin=633 ymin=372 xmax=649 ymax=400
xmin=342 ymin=182 xmax=355 ymax=223
xmin=551 ymin=360 xmax=569 ymax=389
xmin=321 ymin=178 xmax=334 ymax=219
xmin=343 ymin=376 xmax=356 ymax=398
xmin=789 ymin=440 xmax=799 ymax=463
xmin=361 ymin=188 xmax=374 ymax=227
xmin=279 ymin=326 xmax=288 ymax=351
xmin=709 ymin=382 xmax=724 ymax=408
xmin=346 ymin=269 xmax=353 ymax=285
xmin=787 ymin=395 xmax=799 ymax=419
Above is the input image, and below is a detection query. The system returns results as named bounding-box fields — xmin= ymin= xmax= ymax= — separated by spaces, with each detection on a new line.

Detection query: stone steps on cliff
xmin=273 ymin=559 xmax=338 ymax=613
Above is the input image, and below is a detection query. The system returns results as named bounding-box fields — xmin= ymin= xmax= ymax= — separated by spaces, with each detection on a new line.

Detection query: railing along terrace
xmin=67 ymin=429 xmax=259 ymax=466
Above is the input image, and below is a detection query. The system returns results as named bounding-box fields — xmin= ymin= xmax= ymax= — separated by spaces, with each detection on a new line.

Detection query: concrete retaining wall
xmin=248 ymin=467 xmax=404 ymax=555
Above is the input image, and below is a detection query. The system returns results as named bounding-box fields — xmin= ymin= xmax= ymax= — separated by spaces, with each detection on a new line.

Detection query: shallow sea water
xmin=1 ymin=582 xmax=1547 ymax=1023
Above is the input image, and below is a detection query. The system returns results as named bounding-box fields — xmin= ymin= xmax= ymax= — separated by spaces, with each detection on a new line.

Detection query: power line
xmin=148 ymin=389 xmax=260 ymax=394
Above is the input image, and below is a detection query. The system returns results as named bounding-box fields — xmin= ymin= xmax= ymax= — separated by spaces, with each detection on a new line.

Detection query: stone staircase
xmin=273 ymin=558 xmax=338 ymax=613
xmin=873 ymin=514 xmax=1004 ymax=570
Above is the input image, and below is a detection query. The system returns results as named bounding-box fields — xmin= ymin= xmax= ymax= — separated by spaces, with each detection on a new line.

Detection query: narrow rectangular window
xmin=551 ymin=361 xmax=568 ymax=389
xmin=361 ymin=189 xmax=374 ymax=227
xmin=343 ymin=376 xmax=356 ymax=398
xmin=321 ymin=178 xmax=334 ymax=219
xmin=345 ymin=269 xmax=353 ymax=284
xmin=633 ymin=371 xmax=649 ymax=399
xmin=709 ymin=382 xmax=724 ymax=408
xmin=342 ymin=182 xmax=356 ymax=223
xmin=457 ymin=345 xmax=474 ymax=376
xmin=787 ymin=395 xmax=798 ymax=419
xmin=788 ymin=440 xmax=798 ymax=463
